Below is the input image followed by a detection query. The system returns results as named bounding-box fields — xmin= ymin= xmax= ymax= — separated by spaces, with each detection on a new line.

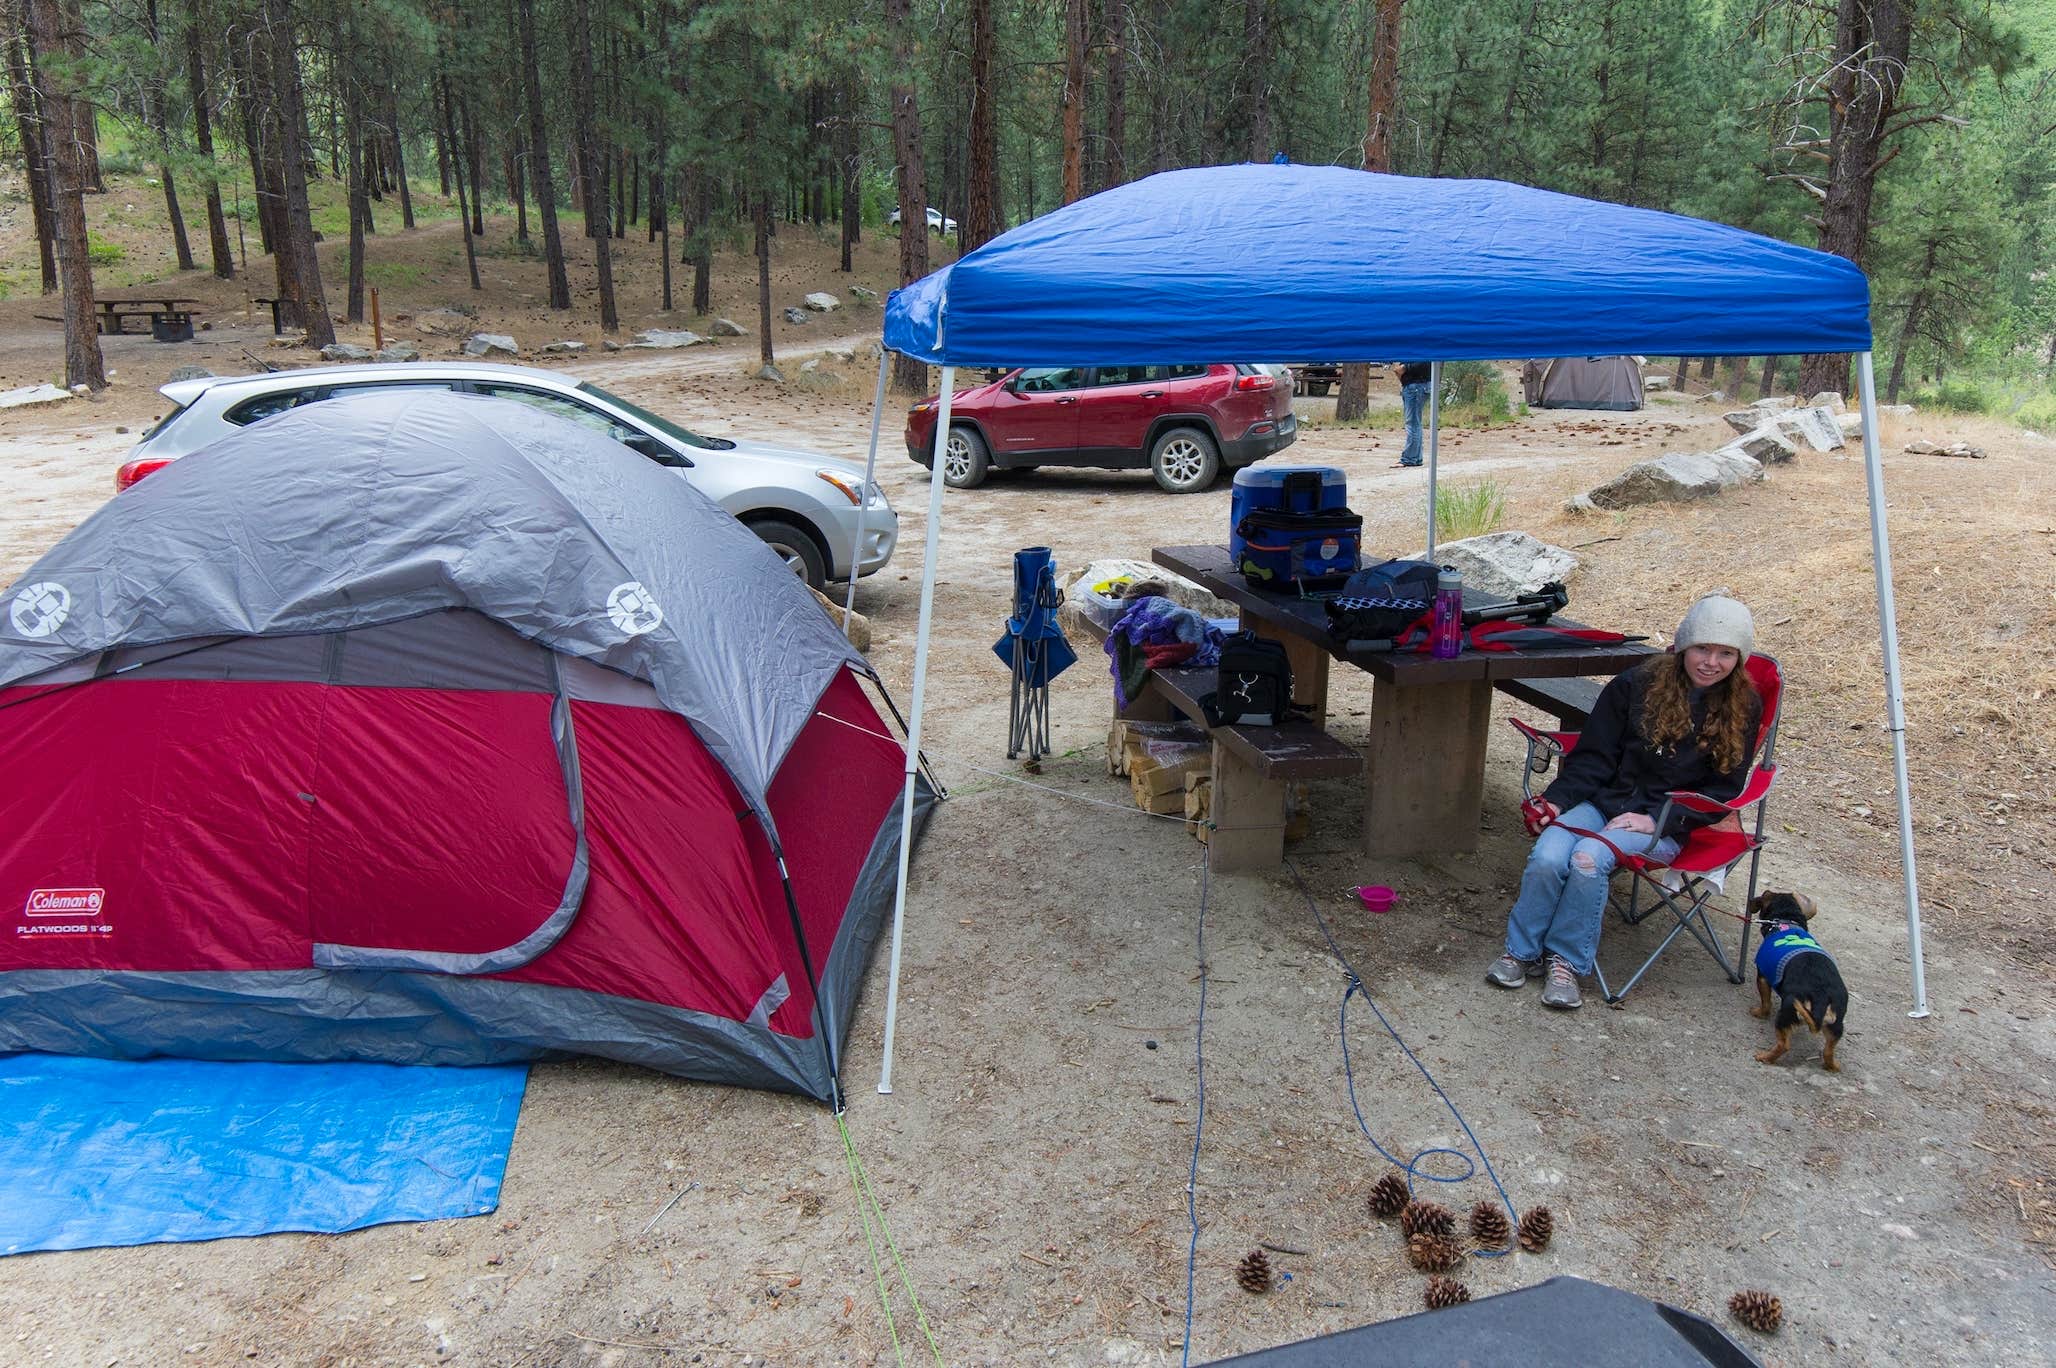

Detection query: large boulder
xmin=1584 ymin=449 xmax=1764 ymax=509
xmin=416 ymin=308 xmax=473 ymax=337
xmin=462 ymin=333 xmax=520 ymax=358
xmin=710 ymin=317 xmax=747 ymax=337
xmin=0 ymin=382 xmax=71 ymax=410
xmin=1808 ymin=391 xmax=1846 ymax=412
xmin=1750 ymin=395 xmax=1795 ymax=413
xmin=626 ymin=329 xmax=703 ymax=350
xmin=319 ymin=342 xmax=373 ymax=361
xmin=1721 ymin=410 xmax=1759 ymax=435
xmin=1725 ymin=428 xmax=1798 ymax=465
xmin=808 ymin=586 xmax=871 ymax=654
xmin=1404 ymin=531 xmax=1577 ymax=598
xmin=374 ymin=342 xmax=421 ymax=363
xmin=1769 ymin=404 xmax=1845 ymax=452
xmin=782 ymin=306 xmax=810 ymax=325
xmin=803 ymin=291 xmax=840 ymax=312
xmin=539 ymin=339 xmax=587 ymax=354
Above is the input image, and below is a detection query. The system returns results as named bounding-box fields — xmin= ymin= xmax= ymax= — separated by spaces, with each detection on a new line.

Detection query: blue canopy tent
xmin=860 ymin=165 xmax=1926 ymax=1090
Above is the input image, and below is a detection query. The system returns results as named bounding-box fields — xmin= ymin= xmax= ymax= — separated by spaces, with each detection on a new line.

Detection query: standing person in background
xmin=1394 ymin=361 xmax=1432 ymax=468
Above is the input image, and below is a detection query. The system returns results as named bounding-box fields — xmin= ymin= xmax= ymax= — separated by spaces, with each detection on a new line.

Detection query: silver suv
xmin=119 ymin=362 xmax=898 ymax=589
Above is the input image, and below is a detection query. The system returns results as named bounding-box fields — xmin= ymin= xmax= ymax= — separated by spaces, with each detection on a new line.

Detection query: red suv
xmin=905 ymin=363 xmax=1297 ymax=493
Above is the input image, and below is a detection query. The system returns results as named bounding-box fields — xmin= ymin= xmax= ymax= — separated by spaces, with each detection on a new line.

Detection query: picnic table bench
xmin=90 ymin=296 xmax=200 ymax=341
xmin=1075 ymin=610 xmax=1361 ymax=871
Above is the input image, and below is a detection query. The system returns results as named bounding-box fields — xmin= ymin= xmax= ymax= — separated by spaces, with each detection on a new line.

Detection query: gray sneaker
xmin=1486 ymin=954 xmax=1538 ymax=989
xmin=1540 ymin=956 xmax=1584 ymax=1010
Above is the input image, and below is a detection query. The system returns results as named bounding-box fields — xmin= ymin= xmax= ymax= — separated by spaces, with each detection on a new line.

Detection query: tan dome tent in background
xmin=1520 ymin=355 xmax=1646 ymax=410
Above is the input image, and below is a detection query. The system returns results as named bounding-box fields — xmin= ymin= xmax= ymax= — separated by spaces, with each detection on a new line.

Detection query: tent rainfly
xmin=855 ymin=164 xmax=1926 ymax=1092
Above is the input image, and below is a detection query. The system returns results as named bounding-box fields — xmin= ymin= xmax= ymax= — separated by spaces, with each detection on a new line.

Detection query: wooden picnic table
xmin=93 ymin=295 xmax=201 ymax=340
xmin=1153 ymin=543 xmax=1654 ymax=857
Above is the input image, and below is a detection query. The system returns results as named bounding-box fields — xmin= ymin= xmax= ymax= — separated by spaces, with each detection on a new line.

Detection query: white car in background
xmin=117 ymin=363 xmax=899 ymax=590
xmin=888 ymin=206 xmax=957 ymax=235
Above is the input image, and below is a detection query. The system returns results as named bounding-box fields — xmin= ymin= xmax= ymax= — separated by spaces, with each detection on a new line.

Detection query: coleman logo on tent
xmin=9 ymin=581 xmax=71 ymax=639
xmin=607 ymin=581 xmax=664 ymax=637
xmin=25 ymin=888 xmax=105 ymax=917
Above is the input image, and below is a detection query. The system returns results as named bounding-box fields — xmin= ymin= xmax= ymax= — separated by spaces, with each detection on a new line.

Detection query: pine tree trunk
xmin=1800 ymin=0 xmax=1912 ymax=399
xmin=838 ymin=78 xmax=859 ymax=271
xmin=965 ymin=0 xmax=998 ymax=251
xmin=1671 ymin=355 xmax=1688 ymax=390
xmin=464 ymin=100 xmax=485 ymax=235
xmin=5 ymin=22 xmax=59 ymax=293
xmin=1757 ymin=355 xmax=1779 ymax=401
xmin=141 ymin=1 xmax=194 ymax=271
xmin=344 ymin=49 xmax=366 ymax=322
xmin=755 ymin=190 xmax=774 ymax=367
xmin=1103 ymin=1 xmax=1127 ymax=189
xmin=24 ymin=0 xmax=104 ymax=388
xmin=516 ymin=0 xmax=569 ymax=308
xmin=686 ymin=166 xmax=711 ymax=314
xmin=887 ymin=0 xmax=929 ymax=393
xmin=439 ymin=71 xmax=481 ymax=292
xmin=1338 ymin=0 xmax=1402 ymax=422
xmin=509 ymin=146 xmax=528 ymax=243
xmin=262 ymin=0 xmax=333 ymax=347
xmin=1242 ymin=0 xmax=1271 ymax=161
xmin=570 ymin=0 xmax=616 ymax=331
xmin=227 ymin=29 xmax=279 ymax=260
xmin=182 ymin=27 xmax=233 ymax=278
xmin=389 ymin=87 xmax=414 ymax=228
xmin=1061 ymin=0 xmax=1085 ymax=204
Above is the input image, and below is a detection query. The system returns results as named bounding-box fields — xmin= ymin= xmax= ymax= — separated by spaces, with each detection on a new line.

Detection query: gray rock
xmin=782 ymin=307 xmax=810 ymax=325
xmin=1878 ymin=403 xmax=1914 ymax=418
xmin=1585 ymin=449 xmax=1764 ymax=509
xmin=849 ymin=285 xmax=879 ymax=305
xmin=1903 ymin=439 xmax=1938 ymax=454
xmin=1934 ymin=442 xmax=1986 ymax=459
xmin=626 ymin=329 xmax=703 ymax=350
xmin=756 ymin=363 xmax=786 ymax=383
xmin=373 ymin=342 xmax=420 ymax=363
xmin=416 ymin=308 xmax=472 ymax=337
xmin=320 ymin=343 xmax=373 ymax=361
xmin=1808 ymin=391 xmax=1846 ymax=412
xmin=462 ymin=333 xmax=520 ymax=358
xmin=1750 ymin=395 xmax=1795 ymax=412
xmin=0 ymin=382 xmax=70 ymax=410
xmin=1403 ymin=531 xmax=1578 ymax=598
xmin=166 ymin=365 xmax=215 ymax=383
xmin=1721 ymin=410 xmax=1759 ymax=435
xmin=602 ymin=339 xmax=623 ymax=352
xmin=799 ymin=358 xmax=821 ymax=374
xmin=1834 ymin=411 xmax=1864 ymax=437
xmin=1704 ymin=389 xmax=1726 ymax=403
xmin=1642 ymin=374 xmax=1671 ymax=392
xmin=540 ymin=340 xmax=588 ymax=354
xmin=710 ymin=318 xmax=747 ymax=338
xmin=803 ymin=291 xmax=840 ymax=312
xmin=830 ymin=347 xmax=856 ymax=363
xmin=1769 ymin=404 xmax=1845 ymax=453
xmin=1724 ymin=429 xmax=1798 ymax=464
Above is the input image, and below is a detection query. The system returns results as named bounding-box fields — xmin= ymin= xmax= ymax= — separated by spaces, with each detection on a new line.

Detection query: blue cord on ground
xmin=1179 ymin=846 xmax=1213 ymax=1368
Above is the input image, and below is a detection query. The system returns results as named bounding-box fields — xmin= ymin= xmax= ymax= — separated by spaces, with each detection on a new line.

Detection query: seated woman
xmin=1488 ymin=595 xmax=1762 ymax=1010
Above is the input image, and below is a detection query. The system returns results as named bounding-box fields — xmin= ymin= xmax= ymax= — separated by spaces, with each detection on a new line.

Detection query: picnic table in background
xmin=1153 ymin=543 xmax=1654 ymax=858
xmin=91 ymin=295 xmax=201 ymax=341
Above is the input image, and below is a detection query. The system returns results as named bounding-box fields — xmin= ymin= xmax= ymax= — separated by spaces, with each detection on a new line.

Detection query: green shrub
xmin=2014 ymin=391 xmax=2056 ymax=432
xmin=1909 ymin=380 xmax=1997 ymax=415
xmin=1440 ymin=360 xmax=1515 ymax=427
xmin=1435 ymin=478 xmax=1508 ymax=542
xmin=85 ymin=232 xmax=124 ymax=265
xmin=1306 ymin=405 xmax=1404 ymax=431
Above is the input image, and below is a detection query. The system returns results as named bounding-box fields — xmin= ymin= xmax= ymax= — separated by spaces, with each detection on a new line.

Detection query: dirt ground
xmin=2 ymin=189 xmax=2054 ymax=1367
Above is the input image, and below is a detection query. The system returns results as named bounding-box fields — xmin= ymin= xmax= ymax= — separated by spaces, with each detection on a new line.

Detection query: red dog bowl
xmin=1357 ymin=885 xmax=1397 ymax=914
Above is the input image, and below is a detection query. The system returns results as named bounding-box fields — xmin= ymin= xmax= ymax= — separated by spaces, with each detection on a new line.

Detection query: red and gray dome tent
xmin=0 ymin=390 xmax=931 ymax=1103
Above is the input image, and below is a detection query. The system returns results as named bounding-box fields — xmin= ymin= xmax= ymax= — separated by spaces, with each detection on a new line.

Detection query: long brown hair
xmin=1638 ymin=651 xmax=1758 ymax=773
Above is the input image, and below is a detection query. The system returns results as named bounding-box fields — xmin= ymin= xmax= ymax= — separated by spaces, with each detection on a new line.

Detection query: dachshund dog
xmin=1749 ymin=891 xmax=1847 ymax=1072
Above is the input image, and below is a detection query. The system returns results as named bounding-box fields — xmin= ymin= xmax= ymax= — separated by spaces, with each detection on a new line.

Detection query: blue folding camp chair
xmin=993 ymin=547 xmax=1077 ymax=761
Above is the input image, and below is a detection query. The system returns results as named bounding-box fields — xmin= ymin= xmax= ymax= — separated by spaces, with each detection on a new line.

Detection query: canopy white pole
xmin=877 ymin=364 xmax=955 ymax=1094
xmin=1855 ymin=353 xmax=1930 ymax=1018
xmin=1424 ymin=361 xmax=1443 ymax=557
xmin=843 ymin=351 xmax=892 ymax=621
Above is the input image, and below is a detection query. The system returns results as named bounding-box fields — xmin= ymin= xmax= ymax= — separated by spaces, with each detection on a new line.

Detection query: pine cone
xmin=1423 ymin=1275 xmax=1472 ymax=1310
xmin=1728 ymin=1289 xmax=1782 ymax=1334
xmin=1367 ymin=1172 xmax=1410 ymax=1219
xmin=1406 ymin=1230 xmax=1464 ymax=1273
xmin=1400 ymin=1199 xmax=1456 ymax=1239
xmin=1517 ymin=1205 xmax=1554 ymax=1253
xmin=1469 ymin=1201 xmax=1511 ymax=1250
xmin=1236 ymin=1249 xmax=1273 ymax=1295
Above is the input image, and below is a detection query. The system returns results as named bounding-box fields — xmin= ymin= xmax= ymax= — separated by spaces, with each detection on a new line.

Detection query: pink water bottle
xmin=1431 ymin=566 xmax=1464 ymax=659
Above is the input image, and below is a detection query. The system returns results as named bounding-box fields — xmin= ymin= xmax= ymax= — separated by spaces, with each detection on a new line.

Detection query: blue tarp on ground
xmin=0 ymin=1054 xmax=526 ymax=1254
xmin=884 ymin=164 xmax=1873 ymax=366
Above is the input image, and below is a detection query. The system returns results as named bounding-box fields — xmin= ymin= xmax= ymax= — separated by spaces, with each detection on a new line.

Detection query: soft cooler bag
xmin=1230 ymin=466 xmax=1361 ymax=587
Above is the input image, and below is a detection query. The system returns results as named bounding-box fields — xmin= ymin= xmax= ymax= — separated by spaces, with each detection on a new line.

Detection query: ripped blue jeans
xmin=1503 ymin=801 xmax=1679 ymax=975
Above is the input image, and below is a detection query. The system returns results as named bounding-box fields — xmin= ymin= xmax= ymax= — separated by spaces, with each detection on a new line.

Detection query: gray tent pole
xmin=844 ymin=351 xmax=892 ymax=621
xmin=1424 ymin=361 xmax=1443 ymax=557
xmin=878 ymin=362 xmax=955 ymax=1094
xmin=1855 ymin=352 xmax=1930 ymax=1018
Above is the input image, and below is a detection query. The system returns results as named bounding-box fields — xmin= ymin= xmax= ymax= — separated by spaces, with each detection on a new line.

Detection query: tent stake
xmin=1856 ymin=352 xmax=1929 ymax=1018
xmin=878 ymin=363 xmax=956 ymax=1093
xmin=845 ymin=350 xmax=891 ymax=622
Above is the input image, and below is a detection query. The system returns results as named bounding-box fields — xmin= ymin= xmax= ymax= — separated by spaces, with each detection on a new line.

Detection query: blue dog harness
xmin=1755 ymin=923 xmax=1835 ymax=991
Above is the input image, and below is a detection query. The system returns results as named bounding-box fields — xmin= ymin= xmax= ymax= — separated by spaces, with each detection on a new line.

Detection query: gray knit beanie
xmin=1674 ymin=595 xmax=1754 ymax=659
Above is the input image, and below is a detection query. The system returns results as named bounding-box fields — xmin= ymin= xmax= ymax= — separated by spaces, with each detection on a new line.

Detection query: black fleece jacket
xmin=1541 ymin=665 xmax=1759 ymax=837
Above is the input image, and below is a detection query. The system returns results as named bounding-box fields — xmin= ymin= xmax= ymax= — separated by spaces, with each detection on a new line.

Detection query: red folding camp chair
xmin=1507 ymin=654 xmax=1783 ymax=1005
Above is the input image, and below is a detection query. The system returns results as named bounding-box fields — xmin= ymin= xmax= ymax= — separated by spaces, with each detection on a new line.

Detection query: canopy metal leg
xmin=844 ymin=350 xmax=892 ymax=621
xmin=1425 ymin=360 xmax=1443 ymax=557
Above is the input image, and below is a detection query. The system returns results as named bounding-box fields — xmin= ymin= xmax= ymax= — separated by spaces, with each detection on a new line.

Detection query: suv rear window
xmin=224 ymin=391 xmax=310 ymax=426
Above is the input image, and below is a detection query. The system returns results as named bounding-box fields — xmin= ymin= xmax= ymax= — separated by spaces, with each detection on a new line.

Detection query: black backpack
xmin=1204 ymin=632 xmax=1295 ymax=727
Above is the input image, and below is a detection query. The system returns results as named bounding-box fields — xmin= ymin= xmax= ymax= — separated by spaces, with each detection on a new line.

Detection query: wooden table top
xmin=1154 ymin=543 xmax=1654 ymax=685
xmin=97 ymin=296 xmax=199 ymax=308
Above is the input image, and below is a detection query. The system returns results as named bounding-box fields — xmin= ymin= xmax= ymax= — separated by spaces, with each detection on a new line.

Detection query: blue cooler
xmin=1230 ymin=466 xmax=1361 ymax=587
